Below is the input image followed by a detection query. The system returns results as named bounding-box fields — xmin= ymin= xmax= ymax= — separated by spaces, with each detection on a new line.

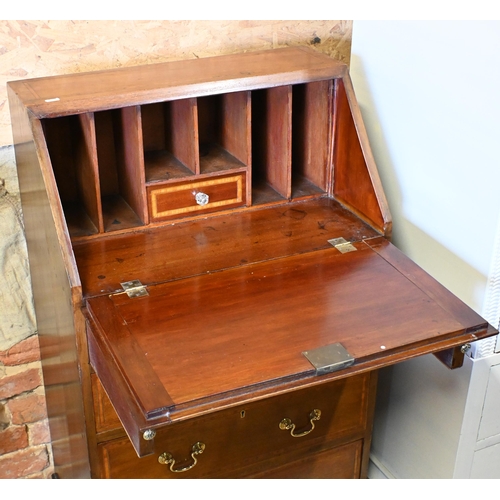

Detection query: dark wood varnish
xmin=8 ymin=46 xmax=496 ymax=479
xmin=7 ymin=89 xmax=91 ymax=478
xmin=87 ymin=243 xmax=464 ymax=409
xmin=96 ymin=373 xmax=373 ymax=478
xmin=73 ymin=197 xmax=380 ymax=297
xmin=250 ymin=441 xmax=363 ymax=479
xmin=91 ymin=374 xmax=122 ymax=435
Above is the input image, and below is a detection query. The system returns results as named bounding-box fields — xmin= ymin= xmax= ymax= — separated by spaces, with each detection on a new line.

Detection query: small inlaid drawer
xmin=148 ymin=172 xmax=246 ymax=221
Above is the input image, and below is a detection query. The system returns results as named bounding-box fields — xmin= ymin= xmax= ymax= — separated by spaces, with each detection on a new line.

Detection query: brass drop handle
xmin=279 ymin=409 xmax=321 ymax=438
xmin=158 ymin=441 xmax=205 ymax=473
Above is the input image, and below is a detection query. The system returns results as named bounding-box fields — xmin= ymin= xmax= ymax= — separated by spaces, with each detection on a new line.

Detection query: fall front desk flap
xmin=84 ymin=235 xmax=495 ymax=457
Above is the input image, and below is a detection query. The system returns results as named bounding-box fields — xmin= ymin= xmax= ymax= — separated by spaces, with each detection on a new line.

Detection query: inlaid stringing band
xmin=151 ymin=175 xmax=244 ymax=218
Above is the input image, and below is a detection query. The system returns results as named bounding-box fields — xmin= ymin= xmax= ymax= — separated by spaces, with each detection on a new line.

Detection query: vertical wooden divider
xmin=269 ymin=85 xmax=292 ymax=199
xmin=168 ymin=98 xmax=199 ymax=175
xmin=221 ymin=91 xmax=252 ymax=204
xmin=247 ymin=93 xmax=253 ymax=205
xmin=252 ymin=85 xmax=292 ymax=200
xmin=291 ymin=80 xmax=333 ymax=194
xmin=116 ymin=106 xmax=148 ymax=225
xmin=76 ymin=112 xmax=103 ymax=233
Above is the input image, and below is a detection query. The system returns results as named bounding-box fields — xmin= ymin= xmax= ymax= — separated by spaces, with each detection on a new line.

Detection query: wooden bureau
xmin=7 ymin=47 xmax=496 ymax=479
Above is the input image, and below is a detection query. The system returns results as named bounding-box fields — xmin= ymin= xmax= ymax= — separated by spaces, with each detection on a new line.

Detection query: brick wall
xmin=0 ymin=336 xmax=53 ymax=478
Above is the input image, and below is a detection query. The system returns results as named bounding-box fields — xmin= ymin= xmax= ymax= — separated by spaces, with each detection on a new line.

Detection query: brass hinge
xmin=302 ymin=343 xmax=355 ymax=375
xmin=120 ymin=280 xmax=149 ymax=298
xmin=327 ymin=237 xmax=357 ymax=253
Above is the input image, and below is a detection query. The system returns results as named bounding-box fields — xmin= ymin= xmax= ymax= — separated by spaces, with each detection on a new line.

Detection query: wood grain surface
xmin=85 ymin=232 xmax=489 ymax=419
xmin=9 ymin=47 xmax=347 ymax=118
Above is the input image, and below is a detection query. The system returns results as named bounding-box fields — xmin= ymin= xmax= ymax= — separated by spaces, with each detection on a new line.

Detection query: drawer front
xmin=148 ymin=172 xmax=246 ymax=221
xmin=96 ymin=372 xmax=373 ymax=478
xmin=98 ymin=436 xmax=363 ymax=479
xmin=249 ymin=440 xmax=363 ymax=479
xmin=91 ymin=374 xmax=121 ymax=434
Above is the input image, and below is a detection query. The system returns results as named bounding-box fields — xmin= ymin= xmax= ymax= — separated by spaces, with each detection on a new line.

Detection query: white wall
xmin=351 ymin=20 xmax=500 ymax=311
xmin=350 ymin=21 xmax=500 ymax=478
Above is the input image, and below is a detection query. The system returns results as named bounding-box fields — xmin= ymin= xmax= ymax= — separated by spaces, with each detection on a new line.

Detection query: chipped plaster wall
xmin=0 ymin=146 xmax=35 ymax=352
xmin=0 ymin=20 xmax=352 ymax=146
xmin=0 ymin=20 xmax=352 ymax=478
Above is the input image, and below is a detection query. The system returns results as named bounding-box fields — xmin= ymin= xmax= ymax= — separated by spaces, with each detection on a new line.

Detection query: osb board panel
xmin=0 ymin=20 xmax=352 ymax=147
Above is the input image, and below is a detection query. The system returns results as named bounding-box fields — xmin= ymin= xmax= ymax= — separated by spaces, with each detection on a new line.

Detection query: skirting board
xmin=368 ymin=456 xmax=395 ymax=479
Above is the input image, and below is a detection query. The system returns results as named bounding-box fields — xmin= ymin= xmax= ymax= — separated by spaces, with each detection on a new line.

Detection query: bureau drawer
xmin=96 ymin=372 xmax=373 ymax=478
xmin=99 ymin=436 xmax=363 ymax=479
xmin=148 ymin=172 xmax=246 ymax=221
xmin=91 ymin=374 xmax=121 ymax=434
xmin=249 ymin=440 xmax=363 ymax=479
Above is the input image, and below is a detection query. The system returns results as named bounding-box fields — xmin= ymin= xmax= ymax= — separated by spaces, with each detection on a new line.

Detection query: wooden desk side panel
xmin=7 ymin=86 xmax=91 ymax=478
xmin=333 ymin=74 xmax=392 ymax=238
xmin=360 ymin=369 xmax=378 ymax=478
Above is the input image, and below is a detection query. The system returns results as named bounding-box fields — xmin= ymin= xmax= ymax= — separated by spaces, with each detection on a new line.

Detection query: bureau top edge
xmin=7 ymin=46 xmax=347 ymax=118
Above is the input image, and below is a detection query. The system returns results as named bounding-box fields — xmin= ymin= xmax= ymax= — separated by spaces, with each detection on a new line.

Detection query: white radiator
xmin=473 ymin=212 xmax=500 ymax=358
